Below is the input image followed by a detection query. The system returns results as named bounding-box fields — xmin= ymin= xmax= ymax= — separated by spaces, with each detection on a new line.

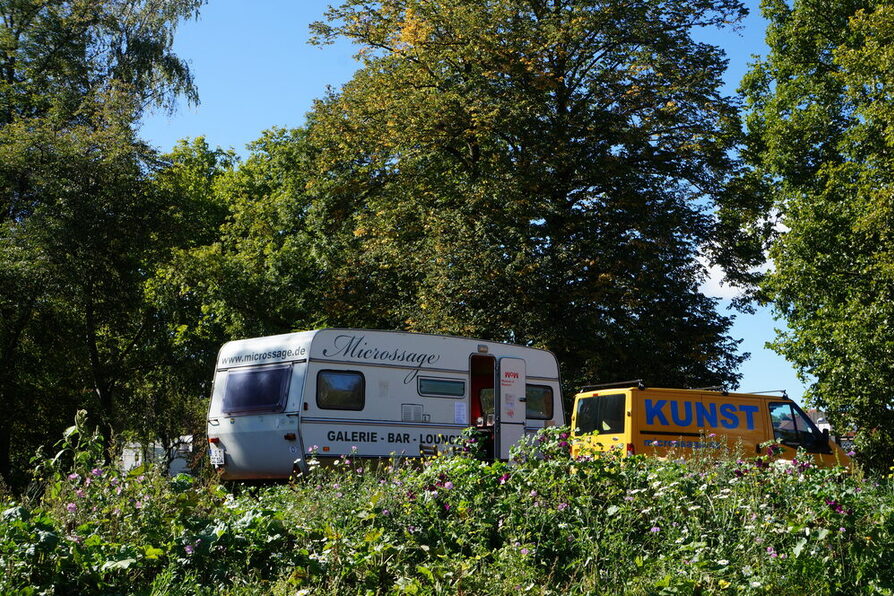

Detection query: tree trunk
xmin=84 ymin=287 xmax=115 ymax=457
xmin=0 ymin=416 xmax=10 ymax=487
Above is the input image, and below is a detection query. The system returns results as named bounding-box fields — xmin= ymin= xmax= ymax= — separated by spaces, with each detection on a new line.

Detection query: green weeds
xmin=1 ymin=421 xmax=893 ymax=594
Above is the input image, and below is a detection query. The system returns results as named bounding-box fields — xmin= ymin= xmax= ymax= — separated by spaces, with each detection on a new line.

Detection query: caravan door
xmin=496 ymin=357 xmax=526 ymax=460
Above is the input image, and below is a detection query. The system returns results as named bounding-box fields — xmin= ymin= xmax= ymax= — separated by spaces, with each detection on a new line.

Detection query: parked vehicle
xmin=207 ymin=329 xmax=564 ymax=479
xmin=570 ymin=384 xmax=851 ymax=467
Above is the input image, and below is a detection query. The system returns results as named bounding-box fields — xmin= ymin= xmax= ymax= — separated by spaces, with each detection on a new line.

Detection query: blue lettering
xmin=670 ymin=401 xmax=693 ymax=426
xmin=645 ymin=400 xmax=669 ymax=426
xmin=719 ymin=404 xmax=738 ymax=429
xmin=739 ymin=405 xmax=759 ymax=430
xmin=696 ymin=403 xmax=718 ymax=428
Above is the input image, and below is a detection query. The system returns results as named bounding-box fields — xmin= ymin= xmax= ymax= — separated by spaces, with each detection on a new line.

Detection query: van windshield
xmin=223 ymin=364 xmax=291 ymax=414
xmin=575 ymin=393 xmax=626 ymax=435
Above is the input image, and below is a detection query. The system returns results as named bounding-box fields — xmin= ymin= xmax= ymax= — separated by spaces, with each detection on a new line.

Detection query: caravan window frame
xmin=525 ymin=384 xmax=554 ymax=420
xmin=417 ymin=377 xmax=466 ymax=398
xmin=316 ymin=369 xmax=366 ymax=411
xmin=221 ymin=363 xmax=292 ymax=415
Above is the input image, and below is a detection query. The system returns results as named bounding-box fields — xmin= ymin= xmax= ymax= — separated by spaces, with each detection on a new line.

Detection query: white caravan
xmin=206 ymin=329 xmax=564 ymax=479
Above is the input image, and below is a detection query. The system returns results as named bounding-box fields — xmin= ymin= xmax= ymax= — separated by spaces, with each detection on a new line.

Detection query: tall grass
xmin=2 ymin=418 xmax=892 ymax=594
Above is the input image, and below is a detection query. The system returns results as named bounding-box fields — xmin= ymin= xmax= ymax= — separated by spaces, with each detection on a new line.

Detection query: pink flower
xmin=185 ymin=544 xmax=194 ymax=555
xmin=134 ymin=500 xmax=143 ymax=509
xmin=650 ymin=526 xmax=660 ymax=533
xmin=91 ymin=468 xmax=103 ymax=477
xmin=557 ymin=503 xmax=568 ymax=511
xmin=444 ymin=481 xmax=454 ymax=490
xmin=66 ymin=503 xmax=77 ymax=513
xmin=498 ymin=473 xmax=510 ymax=485
xmin=67 ymin=473 xmax=80 ymax=481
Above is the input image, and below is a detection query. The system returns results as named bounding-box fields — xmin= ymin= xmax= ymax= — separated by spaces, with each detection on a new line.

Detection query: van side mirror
xmin=822 ymin=428 xmax=830 ymax=443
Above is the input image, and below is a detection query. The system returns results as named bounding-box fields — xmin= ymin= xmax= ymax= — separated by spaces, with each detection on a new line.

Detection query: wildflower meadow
xmin=1 ymin=414 xmax=893 ymax=594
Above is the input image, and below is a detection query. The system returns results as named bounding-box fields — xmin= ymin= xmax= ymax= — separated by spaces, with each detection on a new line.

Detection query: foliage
xmin=732 ymin=0 xmax=894 ymax=471
xmin=0 ymin=0 xmax=206 ymax=488
xmin=294 ymin=0 xmax=753 ymax=390
xmin=2 ymin=418 xmax=893 ymax=594
xmin=148 ymin=128 xmax=329 ymax=343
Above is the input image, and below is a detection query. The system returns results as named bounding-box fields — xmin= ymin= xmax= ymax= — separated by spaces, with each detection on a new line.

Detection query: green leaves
xmin=0 ymin=0 xmax=208 ymax=489
xmin=301 ymin=0 xmax=751 ymax=389
xmin=735 ymin=0 xmax=894 ymax=471
xmin=2 ymin=419 xmax=894 ymax=593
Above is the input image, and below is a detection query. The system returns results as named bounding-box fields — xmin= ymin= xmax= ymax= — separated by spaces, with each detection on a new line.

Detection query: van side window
xmin=418 ymin=377 xmax=465 ymax=398
xmin=317 ymin=370 xmax=365 ymax=411
xmin=575 ymin=394 xmax=625 ymax=434
xmin=222 ymin=364 xmax=291 ymax=414
xmin=525 ymin=385 xmax=554 ymax=420
xmin=769 ymin=402 xmax=827 ymax=452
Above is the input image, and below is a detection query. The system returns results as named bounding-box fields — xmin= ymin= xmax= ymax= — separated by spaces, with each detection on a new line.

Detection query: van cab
xmin=570 ymin=385 xmax=851 ymax=468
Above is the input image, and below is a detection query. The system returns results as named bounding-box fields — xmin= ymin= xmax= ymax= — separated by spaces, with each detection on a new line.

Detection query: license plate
xmin=209 ymin=445 xmax=225 ymax=466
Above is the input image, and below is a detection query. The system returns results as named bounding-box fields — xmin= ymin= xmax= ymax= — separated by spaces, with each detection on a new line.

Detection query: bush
xmin=1 ymin=418 xmax=893 ymax=594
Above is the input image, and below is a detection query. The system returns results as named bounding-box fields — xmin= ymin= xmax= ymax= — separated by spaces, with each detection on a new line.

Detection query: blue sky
xmin=140 ymin=0 xmax=805 ymax=401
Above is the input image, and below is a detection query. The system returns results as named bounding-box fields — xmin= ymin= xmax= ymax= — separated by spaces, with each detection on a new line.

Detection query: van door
xmin=496 ymin=357 xmax=526 ymax=460
xmin=699 ymin=394 xmax=767 ymax=457
xmin=571 ymin=391 xmax=629 ymax=455
xmin=767 ymin=401 xmax=838 ymax=465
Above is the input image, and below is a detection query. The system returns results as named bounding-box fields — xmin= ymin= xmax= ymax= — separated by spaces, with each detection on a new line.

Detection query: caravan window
xmin=418 ymin=377 xmax=465 ymax=398
xmin=317 ymin=370 xmax=365 ymax=410
xmin=223 ymin=364 xmax=291 ymax=414
xmin=525 ymin=385 xmax=554 ymax=420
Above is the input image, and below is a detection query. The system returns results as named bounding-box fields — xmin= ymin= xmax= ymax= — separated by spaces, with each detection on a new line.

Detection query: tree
xmin=149 ymin=129 xmax=330 ymax=343
xmin=0 ymin=0 xmax=204 ymax=487
xmin=735 ymin=0 xmax=894 ymax=470
xmin=303 ymin=0 xmax=749 ymax=390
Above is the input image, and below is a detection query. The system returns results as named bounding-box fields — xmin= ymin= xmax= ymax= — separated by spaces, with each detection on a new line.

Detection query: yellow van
xmin=570 ymin=385 xmax=851 ymax=468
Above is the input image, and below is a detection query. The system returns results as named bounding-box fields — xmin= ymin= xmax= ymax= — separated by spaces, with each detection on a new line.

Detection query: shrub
xmin=1 ymin=416 xmax=893 ymax=594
